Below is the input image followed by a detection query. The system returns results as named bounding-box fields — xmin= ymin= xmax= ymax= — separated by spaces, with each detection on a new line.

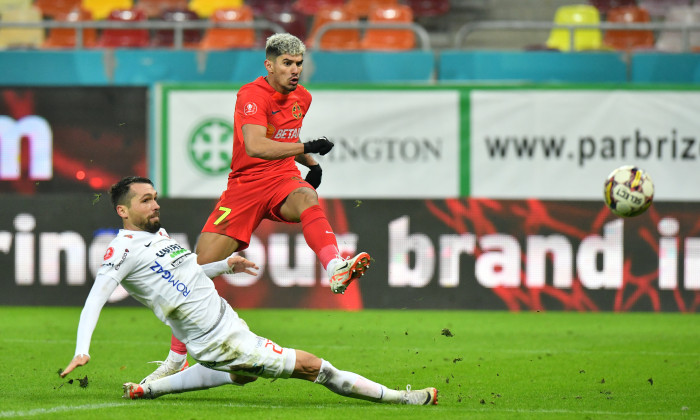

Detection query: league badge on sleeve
xmin=103 ymin=247 xmax=115 ymax=261
xmin=244 ymin=102 xmax=258 ymax=115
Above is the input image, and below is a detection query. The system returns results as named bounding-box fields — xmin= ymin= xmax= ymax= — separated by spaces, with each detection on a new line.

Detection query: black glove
xmin=305 ymin=164 xmax=322 ymax=189
xmin=303 ymin=136 xmax=334 ymax=155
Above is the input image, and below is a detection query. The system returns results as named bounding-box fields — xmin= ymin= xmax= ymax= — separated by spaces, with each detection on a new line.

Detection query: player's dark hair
xmin=109 ymin=176 xmax=153 ymax=210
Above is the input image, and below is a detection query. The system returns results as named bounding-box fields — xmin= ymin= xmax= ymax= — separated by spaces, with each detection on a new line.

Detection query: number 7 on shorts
xmin=213 ymin=206 xmax=231 ymax=225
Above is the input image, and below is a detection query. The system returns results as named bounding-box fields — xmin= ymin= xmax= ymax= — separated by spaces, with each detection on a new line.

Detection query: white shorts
xmin=186 ymin=303 xmax=296 ymax=379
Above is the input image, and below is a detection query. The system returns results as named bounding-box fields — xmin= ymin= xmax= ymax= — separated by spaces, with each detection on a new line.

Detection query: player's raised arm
xmin=61 ymin=274 xmax=118 ymax=377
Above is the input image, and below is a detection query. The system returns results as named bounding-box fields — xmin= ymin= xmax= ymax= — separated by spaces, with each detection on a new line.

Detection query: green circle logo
xmin=188 ymin=118 xmax=234 ymax=175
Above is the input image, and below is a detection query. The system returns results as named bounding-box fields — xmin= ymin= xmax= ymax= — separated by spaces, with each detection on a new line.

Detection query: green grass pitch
xmin=1 ymin=307 xmax=698 ymax=419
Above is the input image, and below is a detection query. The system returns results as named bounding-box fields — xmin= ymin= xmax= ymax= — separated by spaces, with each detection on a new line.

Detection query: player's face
xmin=123 ymin=183 xmax=161 ymax=233
xmin=265 ymin=54 xmax=303 ymax=94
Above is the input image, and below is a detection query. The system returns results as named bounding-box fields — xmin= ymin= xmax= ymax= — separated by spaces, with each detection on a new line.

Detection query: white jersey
xmin=98 ymin=228 xmax=222 ymax=343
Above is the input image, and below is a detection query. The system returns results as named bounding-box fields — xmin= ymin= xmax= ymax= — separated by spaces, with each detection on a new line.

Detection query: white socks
xmin=147 ymin=363 xmax=235 ymax=397
xmin=143 ymin=358 xmax=404 ymax=404
xmin=314 ymin=360 xmax=401 ymax=403
xmin=167 ymin=350 xmax=187 ymax=364
xmin=325 ymin=257 xmax=344 ymax=277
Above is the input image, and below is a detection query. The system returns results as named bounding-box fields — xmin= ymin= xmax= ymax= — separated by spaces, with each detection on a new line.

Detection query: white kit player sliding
xmin=61 ymin=176 xmax=438 ymax=406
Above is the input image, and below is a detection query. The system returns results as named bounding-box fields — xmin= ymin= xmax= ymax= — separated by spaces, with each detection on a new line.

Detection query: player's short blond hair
xmin=265 ymin=33 xmax=306 ymax=60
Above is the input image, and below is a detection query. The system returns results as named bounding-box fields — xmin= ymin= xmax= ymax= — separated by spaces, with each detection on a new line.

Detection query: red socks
xmin=300 ymin=205 xmax=340 ymax=269
xmin=171 ymin=335 xmax=187 ymax=355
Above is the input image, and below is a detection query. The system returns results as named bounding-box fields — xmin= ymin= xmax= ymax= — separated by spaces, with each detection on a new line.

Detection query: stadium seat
xmin=546 ymin=5 xmax=602 ymax=51
xmin=43 ymin=8 xmax=98 ymax=48
xmin=588 ymin=0 xmax=637 ymax=16
xmin=260 ymin=3 xmax=308 ymax=41
xmin=0 ymin=0 xmax=32 ymax=13
xmin=360 ymin=4 xmax=416 ymax=50
xmin=292 ymin=0 xmax=345 ymax=16
xmin=637 ymin=0 xmax=692 ymax=19
xmin=136 ymin=0 xmax=189 ymax=18
xmin=307 ymin=5 xmax=360 ymax=50
xmin=98 ymin=8 xmax=150 ymax=48
xmin=603 ymin=6 xmax=655 ymax=50
xmin=405 ymin=0 xmax=449 ymax=18
xmin=199 ymin=6 xmax=255 ymax=49
xmin=152 ymin=8 xmax=202 ymax=48
xmin=82 ymin=0 xmax=134 ymax=20
xmin=344 ymin=0 xmax=398 ymax=18
xmin=0 ymin=5 xmax=44 ymax=49
xmin=34 ymin=0 xmax=82 ymax=19
xmin=655 ymin=5 xmax=700 ymax=52
xmin=188 ymin=0 xmax=243 ymax=18
xmin=247 ymin=0 xmax=290 ymax=15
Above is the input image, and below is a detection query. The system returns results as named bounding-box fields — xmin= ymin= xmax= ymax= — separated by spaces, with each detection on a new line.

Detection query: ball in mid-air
xmin=603 ymin=165 xmax=654 ymax=217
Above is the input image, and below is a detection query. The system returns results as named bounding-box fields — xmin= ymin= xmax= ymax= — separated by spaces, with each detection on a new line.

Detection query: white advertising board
xmin=156 ymin=86 xmax=461 ymax=198
xmin=470 ymin=90 xmax=700 ymax=201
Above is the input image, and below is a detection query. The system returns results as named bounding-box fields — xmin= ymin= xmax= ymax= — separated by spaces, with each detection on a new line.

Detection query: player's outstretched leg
xmin=313 ymin=359 xmax=438 ymax=405
xmin=328 ymin=252 xmax=371 ymax=294
xmin=126 ymin=363 xmax=237 ymax=399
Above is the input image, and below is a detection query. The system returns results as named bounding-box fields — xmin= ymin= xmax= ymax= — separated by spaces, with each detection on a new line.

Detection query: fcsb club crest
xmin=244 ymin=102 xmax=258 ymax=115
xmin=292 ymin=102 xmax=302 ymax=119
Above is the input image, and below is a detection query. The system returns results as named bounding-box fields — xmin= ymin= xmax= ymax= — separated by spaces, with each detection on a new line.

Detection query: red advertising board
xmin=0 ymin=87 xmax=147 ymax=194
xmin=0 ymin=197 xmax=697 ymax=312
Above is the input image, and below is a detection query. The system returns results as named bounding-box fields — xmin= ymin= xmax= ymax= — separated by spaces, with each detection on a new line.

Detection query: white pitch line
xmin=0 ymin=401 xmax=690 ymax=418
xmin=0 ymin=402 xmax=125 ymax=418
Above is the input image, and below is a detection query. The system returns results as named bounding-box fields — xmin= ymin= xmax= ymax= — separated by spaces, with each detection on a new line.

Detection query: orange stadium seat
xmin=188 ymin=0 xmax=243 ymax=18
xmin=35 ymin=0 xmax=82 ymax=19
xmin=360 ymin=4 xmax=416 ymax=50
xmin=137 ymin=0 xmax=189 ymax=18
xmin=43 ymin=8 xmax=98 ymax=48
xmin=98 ymin=8 xmax=150 ymax=48
xmin=604 ymin=6 xmax=655 ymax=50
xmin=82 ymin=0 xmax=134 ymax=20
xmin=546 ymin=5 xmax=602 ymax=51
xmin=199 ymin=6 xmax=255 ymax=49
xmin=307 ymin=5 xmax=360 ymax=50
xmin=344 ymin=0 xmax=397 ymax=18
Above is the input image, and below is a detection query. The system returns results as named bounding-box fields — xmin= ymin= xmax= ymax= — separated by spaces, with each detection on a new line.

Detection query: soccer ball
xmin=603 ymin=165 xmax=654 ymax=217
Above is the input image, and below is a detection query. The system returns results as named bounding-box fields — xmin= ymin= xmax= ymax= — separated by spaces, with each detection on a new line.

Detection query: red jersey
xmin=230 ymin=76 xmax=312 ymax=178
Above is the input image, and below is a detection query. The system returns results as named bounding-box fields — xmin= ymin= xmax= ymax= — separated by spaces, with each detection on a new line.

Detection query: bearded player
xmin=61 ymin=176 xmax=437 ymax=406
xmin=141 ymin=33 xmax=372 ymax=383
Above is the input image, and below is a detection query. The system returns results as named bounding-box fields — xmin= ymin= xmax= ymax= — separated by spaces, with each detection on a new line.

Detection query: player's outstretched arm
xmin=61 ymin=275 xmax=117 ymax=377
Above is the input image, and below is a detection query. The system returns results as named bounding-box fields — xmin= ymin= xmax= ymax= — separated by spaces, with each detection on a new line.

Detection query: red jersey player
xmin=140 ymin=33 xmax=371 ymax=384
